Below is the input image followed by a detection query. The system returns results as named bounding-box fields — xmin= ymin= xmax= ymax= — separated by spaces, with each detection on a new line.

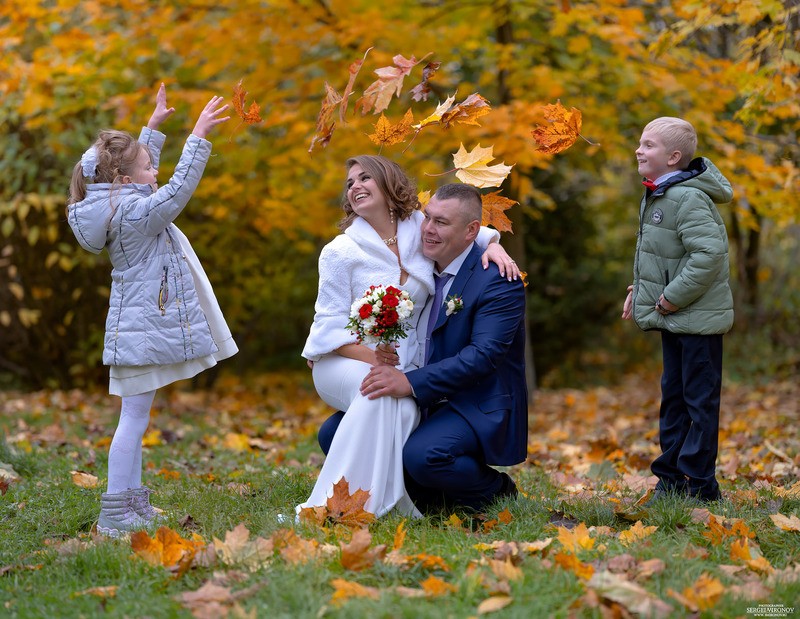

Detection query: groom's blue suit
xmin=401 ymin=241 xmax=527 ymax=509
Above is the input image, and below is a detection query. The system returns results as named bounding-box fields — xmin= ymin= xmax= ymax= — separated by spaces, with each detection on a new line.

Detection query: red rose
xmin=383 ymin=309 xmax=399 ymax=326
xmin=385 ymin=286 xmax=401 ymax=296
xmin=359 ymin=304 xmax=373 ymax=319
xmin=382 ymin=293 xmax=399 ymax=308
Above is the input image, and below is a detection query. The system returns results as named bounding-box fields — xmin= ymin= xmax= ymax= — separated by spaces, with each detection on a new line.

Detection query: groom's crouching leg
xmin=318 ymin=411 xmax=345 ymax=455
xmin=403 ymin=409 xmax=508 ymax=512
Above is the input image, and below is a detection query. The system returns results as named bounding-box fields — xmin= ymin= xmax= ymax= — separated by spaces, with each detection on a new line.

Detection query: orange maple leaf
xmin=368 ymin=109 xmax=414 ymax=147
xmin=497 ymin=508 xmax=514 ymax=525
xmin=131 ymin=526 xmax=205 ymax=577
xmin=330 ymin=578 xmax=380 ymax=606
xmin=440 ymin=93 xmax=491 ymax=128
xmin=393 ymin=520 xmax=407 ymax=551
xmin=340 ymin=528 xmax=386 ymax=571
xmin=232 ymin=79 xmax=262 ymax=125
xmin=420 ymin=575 xmax=458 ymax=597
xmin=481 ymin=191 xmax=517 ymax=234
xmin=356 ymin=53 xmax=428 ymax=115
xmin=410 ymin=61 xmax=441 ymax=101
xmin=308 ymin=82 xmax=342 ymax=153
xmin=340 ymin=48 xmax=371 ymax=123
xmin=554 ymin=551 xmax=594 ymax=580
xmin=557 ymin=522 xmax=595 ymax=552
xmin=619 ymin=520 xmax=658 ymax=546
xmin=300 ymin=478 xmax=374 ymax=528
xmin=669 ymin=573 xmax=724 ymax=611
xmin=531 ymin=100 xmax=583 ymax=155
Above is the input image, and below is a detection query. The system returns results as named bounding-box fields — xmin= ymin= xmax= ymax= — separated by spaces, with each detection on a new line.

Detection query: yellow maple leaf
xmin=70 ymin=470 xmax=98 ymax=489
xmin=453 ymin=144 xmax=513 ymax=188
xmin=368 ymin=109 xmax=414 ymax=147
xmin=531 ymin=100 xmax=582 ymax=155
xmin=770 ymin=513 xmax=800 ymax=531
xmin=554 ymin=551 xmax=594 ymax=580
xmin=420 ymin=575 xmax=458 ymax=597
xmin=477 ymin=595 xmax=513 ymax=614
xmin=557 ymin=522 xmax=595 ymax=552
xmin=212 ymin=523 xmax=273 ymax=571
xmin=131 ymin=526 xmax=204 ymax=576
xmin=418 ymin=190 xmax=431 ymax=207
xmin=730 ymin=536 xmax=752 ymax=562
xmin=488 ymin=558 xmax=524 ymax=582
xmin=414 ymin=94 xmax=456 ymax=130
xmin=481 ymin=191 xmax=517 ymax=233
xmin=446 ymin=513 xmax=464 ymax=529
xmin=677 ymin=573 xmax=724 ymax=611
xmin=330 ymin=578 xmax=380 ymax=606
xmin=393 ymin=520 xmax=407 ymax=551
xmin=619 ymin=520 xmax=658 ymax=546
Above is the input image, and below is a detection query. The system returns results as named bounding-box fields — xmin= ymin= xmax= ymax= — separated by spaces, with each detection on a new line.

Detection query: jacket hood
xmin=67 ymin=183 xmax=153 ymax=254
xmin=649 ymin=157 xmax=733 ymax=204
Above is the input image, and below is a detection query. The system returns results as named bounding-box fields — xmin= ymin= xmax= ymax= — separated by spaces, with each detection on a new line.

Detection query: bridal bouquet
xmin=346 ymin=285 xmax=414 ymax=345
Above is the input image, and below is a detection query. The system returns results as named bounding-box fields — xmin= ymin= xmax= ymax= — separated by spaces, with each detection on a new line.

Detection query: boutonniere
xmin=444 ymin=294 xmax=464 ymax=316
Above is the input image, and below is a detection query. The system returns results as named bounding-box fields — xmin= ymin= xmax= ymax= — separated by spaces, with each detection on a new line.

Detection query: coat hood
xmin=648 ymin=157 xmax=733 ymax=204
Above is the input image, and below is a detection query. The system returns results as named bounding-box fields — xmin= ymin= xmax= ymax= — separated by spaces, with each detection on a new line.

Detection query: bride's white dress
xmin=297 ymin=273 xmax=427 ymax=518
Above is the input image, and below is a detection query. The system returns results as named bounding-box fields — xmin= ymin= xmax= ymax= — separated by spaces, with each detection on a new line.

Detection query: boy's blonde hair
xmin=643 ymin=117 xmax=697 ymax=169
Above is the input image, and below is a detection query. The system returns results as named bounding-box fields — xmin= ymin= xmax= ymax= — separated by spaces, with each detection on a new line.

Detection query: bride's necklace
xmin=382 ymin=235 xmax=397 ymax=246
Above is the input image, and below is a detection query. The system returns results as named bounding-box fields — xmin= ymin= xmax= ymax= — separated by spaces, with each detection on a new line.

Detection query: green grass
xmin=2 ymin=381 xmax=800 ymax=618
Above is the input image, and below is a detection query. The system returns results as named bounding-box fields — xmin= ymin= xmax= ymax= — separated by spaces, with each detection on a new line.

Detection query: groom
xmin=360 ymin=183 xmax=528 ymax=511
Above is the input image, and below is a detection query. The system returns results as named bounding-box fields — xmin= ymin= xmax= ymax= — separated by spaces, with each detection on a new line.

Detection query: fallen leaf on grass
xmin=554 ymin=552 xmax=594 ymax=580
xmin=72 ymin=586 xmax=117 ymax=598
xmin=330 ymin=578 xmax=380 ymax=605
xmin=340 ymin=528 xmax=386 ymax=571
xmin=420 ymin=574 xmax=458 ymax=596
xmin=619 ymin=520 xmax=657 ymax=546
xmin=131 ymin=526 xmax=206 ymax=577
xmin=588 ymin=570 xmax=672 ymax=619
xmin=299 ymin=478 xmax=375 ymax=528
xmin=667 ymin=573 xmax=724 ymax=612
xmin=70 ymin=470 xmax=98 ymax=488
xmin=477 ymin=594 xmax=513 ymax=614
xmin=770 ymin=513 xmax=800 ymax=531
xmin=213 ymin=523 xmax=273 ymax=572
xmin=557 ymin=522 xmax=595 ymax=552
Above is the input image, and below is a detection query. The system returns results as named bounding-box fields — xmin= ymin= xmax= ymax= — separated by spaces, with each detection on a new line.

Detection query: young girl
xmin=67 ymin=84 xmax=238 ymax=537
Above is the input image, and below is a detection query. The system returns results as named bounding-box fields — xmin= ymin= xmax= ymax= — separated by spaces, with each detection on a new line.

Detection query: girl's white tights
xmin=107 ymin=390 xmax=156 ymax=494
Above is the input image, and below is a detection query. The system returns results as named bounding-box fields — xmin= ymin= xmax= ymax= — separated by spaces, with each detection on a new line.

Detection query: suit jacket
xmin=406 ymin=242 xmax=528 ymax=465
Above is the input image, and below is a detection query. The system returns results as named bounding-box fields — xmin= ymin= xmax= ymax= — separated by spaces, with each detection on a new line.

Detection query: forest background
xmin=1 ymin=0 xmax=798 ymax=391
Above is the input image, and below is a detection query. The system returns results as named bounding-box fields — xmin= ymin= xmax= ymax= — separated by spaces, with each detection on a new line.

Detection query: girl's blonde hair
xmin=68 ymin=130 xmax=149 ymax=205
xmin=643 ymin=117 xmax=697 ymax=169
xmin=338 ymin=155 xmax=421 ymax=231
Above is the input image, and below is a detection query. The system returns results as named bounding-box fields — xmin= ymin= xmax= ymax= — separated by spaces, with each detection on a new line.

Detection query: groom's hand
xmin=360 ymin=366 xmax=412 ymax=400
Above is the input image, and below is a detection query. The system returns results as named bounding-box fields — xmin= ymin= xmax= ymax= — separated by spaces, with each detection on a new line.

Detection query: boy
xmin=622 ymin=117 xmax=734 ymax=502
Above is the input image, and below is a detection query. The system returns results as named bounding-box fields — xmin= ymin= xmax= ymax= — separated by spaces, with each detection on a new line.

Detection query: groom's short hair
xmin=433 ymin=183 xmax=482 ymax=225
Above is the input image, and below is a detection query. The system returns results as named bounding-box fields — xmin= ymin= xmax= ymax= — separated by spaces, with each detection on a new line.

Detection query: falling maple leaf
xmin=308 ymin=82 xmax=342 ymax=153
xmin=368 ymin=109 xmax=414 ymax=147
xmin=232 ymin=79 xmax=262 ymax=125
xmin=481 ymin=191 xmax=517 ymax=233
xmin=340 ymin=528 xmax=386 ymax=571
xmin=618 ymin=520 xmax=658 ymax=546
xmin=452 ymin=144 xmax=513 ymax=188
xmin=356 ymin=53 xmax=429 ymax=116
xmin=70 ymin=470 xmax=98 ymax=488
xmin=340 ymin=47 xmax=371 ymax=123
xmin=440 ymin=93 xmax=491 ymax=128
xmin=410 ymin=61 xmax=441 ymax=101
xmin=531 ymin=100 xmax=586 ymax=155
xmin=414 ymin=94 xmax=456 ymax=130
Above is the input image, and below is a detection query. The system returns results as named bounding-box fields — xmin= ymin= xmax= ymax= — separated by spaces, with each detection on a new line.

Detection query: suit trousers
xmin=652 ymin=331 xmax=723 ymax=500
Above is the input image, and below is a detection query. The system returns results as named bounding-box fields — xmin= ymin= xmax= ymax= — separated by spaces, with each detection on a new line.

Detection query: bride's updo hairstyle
xmin=338 ymin=155 xmax=421 ymax=231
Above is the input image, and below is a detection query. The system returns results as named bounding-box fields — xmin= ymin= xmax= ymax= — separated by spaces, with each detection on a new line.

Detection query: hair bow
xmin=81 ymin=146 xmax=98 ymax=180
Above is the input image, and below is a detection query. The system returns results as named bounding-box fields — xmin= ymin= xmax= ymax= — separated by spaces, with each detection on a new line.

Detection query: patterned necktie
xmin=424 ymin=272 xmax=453 ymax=365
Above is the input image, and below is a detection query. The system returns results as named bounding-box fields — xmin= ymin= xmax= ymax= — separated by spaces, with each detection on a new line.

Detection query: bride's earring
xmin=388 ymin=207 xmax=395 ymax=225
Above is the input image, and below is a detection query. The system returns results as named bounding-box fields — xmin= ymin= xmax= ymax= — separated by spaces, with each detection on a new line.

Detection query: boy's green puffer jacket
xmin=632 ymin=157 xmax=734 ymax=335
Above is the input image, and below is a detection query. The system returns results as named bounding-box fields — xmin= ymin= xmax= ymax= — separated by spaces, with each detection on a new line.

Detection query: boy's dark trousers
xmin=652 ymin=331 xmax=723 ymax=501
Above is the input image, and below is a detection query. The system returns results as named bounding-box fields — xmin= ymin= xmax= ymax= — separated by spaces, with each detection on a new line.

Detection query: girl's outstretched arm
xmin=147 ymin=83 xmax=176 ymax=130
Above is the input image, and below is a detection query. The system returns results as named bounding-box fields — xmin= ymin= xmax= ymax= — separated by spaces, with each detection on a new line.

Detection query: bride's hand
xmin=481 ymin=242 xmax=520 ymax=281
xmin=375 ymin=343 xmax=399 ymax=366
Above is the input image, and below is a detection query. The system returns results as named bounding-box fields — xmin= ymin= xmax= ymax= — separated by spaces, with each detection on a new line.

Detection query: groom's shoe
xmin=496 ymin=473 xmax=518 ymax=500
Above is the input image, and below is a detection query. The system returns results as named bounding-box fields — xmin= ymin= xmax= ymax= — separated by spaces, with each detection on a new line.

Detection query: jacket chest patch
xmin=651 ymin=208 xmax=664 ymax=224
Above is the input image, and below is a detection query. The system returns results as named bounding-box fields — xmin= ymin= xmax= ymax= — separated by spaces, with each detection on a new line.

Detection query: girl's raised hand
xmin=147 ymin=83 xmax=176 ymax=129
xmin=192 ymin=96 xmax=230 ymax=139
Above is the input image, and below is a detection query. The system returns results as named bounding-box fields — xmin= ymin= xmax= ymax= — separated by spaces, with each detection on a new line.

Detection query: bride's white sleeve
xmin=301 ymin=242 xmax=359 ymax=361
xmin=476 ymin=225 xmax=500 ymax=249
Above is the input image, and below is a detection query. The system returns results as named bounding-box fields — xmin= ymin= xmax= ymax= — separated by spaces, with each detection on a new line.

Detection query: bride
xmin=299 ymin=155 xmax=514 ymax=518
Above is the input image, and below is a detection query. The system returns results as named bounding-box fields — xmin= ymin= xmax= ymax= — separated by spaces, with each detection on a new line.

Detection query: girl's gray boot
xmin=97 ymin=491 xmax=151 ymax=538
xmin=129 ymin=486 xmax=165 ymax=523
